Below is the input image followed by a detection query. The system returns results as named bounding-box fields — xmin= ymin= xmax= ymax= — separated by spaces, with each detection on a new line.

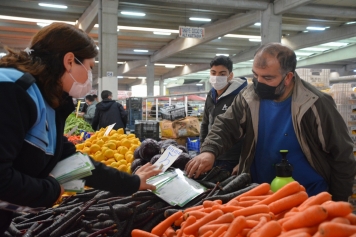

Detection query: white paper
xmin=62 ymin=179 xmax=86 ymax=193
xmin=104 ymin=123 xmax=116 ymax=136
xmin=153 ymin=145 xmax=182 ymax=172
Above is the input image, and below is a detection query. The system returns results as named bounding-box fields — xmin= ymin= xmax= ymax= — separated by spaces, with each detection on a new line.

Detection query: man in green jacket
xmin=186 ymin=43 xmax=356 ymax=201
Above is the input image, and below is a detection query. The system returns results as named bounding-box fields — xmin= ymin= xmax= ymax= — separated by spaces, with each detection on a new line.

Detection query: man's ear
xmin=286 ymin=71 xmax=294 ymax=85
xmin=63 ymin=52 xmax=75 ymax=72
xmin=228 ymin=72 xmax=234 ymax=81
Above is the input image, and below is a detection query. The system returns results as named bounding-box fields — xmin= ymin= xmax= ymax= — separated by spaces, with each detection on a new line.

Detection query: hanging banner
xmin=179 ymin=26 xmax=204 ymax=38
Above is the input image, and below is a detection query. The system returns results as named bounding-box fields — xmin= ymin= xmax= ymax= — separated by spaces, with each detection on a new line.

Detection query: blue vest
xmin=0 ymin=68 xmax=56 ymax=155
xmin=251 ymin=96 xmax=328 ymax=196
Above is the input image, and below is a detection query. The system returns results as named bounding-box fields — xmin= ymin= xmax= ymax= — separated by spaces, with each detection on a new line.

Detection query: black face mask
xmin=253 ymin=76 xmax=287 ymax=100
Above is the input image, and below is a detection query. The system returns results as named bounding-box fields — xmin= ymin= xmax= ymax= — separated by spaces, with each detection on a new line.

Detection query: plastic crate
xmin=127 ymin=109 xmax=142 ymax=130
xmin=126 ymin=97 xmax=143 ymax=111
xmin=161 ymin=106 xmax=186 ymax=121
xmin=134 ymin=120 xmax=160 ymax=141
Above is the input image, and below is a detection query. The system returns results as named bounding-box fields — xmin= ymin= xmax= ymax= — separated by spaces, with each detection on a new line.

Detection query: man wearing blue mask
xmin=186 ymin=43 xmax=356 ymax=201
xmin=200 ymin=56 xmax=247 ymax=174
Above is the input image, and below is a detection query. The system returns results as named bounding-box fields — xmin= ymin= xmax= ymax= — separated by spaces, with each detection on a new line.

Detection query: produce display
xmin=3 ymin=169 xmax=253 ymax=237
xmin=64 ymin=113 xmax=94 ymax=135
xmin=74 ymin=127 xmax=140 ymax=174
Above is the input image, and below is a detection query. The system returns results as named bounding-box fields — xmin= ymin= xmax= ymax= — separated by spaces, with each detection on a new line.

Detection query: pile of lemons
xmin=75 ymin=127 xmax=140 ymax=174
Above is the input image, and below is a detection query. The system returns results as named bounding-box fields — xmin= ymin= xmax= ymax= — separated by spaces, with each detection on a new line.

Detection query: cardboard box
xmin=160 ymin=116 xmax=200 ymax=138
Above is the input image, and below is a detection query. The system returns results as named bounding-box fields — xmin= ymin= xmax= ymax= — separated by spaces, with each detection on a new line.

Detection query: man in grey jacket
xmin=186 ymin=43 xmax=356 ymax=201
xmin=83 ymin=94 xmax=97 ymax=124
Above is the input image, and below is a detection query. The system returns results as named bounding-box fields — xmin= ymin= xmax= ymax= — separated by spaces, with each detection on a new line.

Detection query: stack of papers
xmin=51 ymin=152 xmax=95 ymax=192
xmin=147 ymin=169 xmax=207 ymax=207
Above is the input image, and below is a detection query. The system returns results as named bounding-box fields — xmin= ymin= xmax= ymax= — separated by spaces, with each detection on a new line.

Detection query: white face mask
xmin=68 ymin=58 xmax=92 ymax=98
xmin=209 ymin=75 xmax=229 ymax=90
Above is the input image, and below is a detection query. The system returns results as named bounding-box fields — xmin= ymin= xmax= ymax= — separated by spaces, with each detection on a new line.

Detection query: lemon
xmin=121 ymin=139 xmax=131 ymax=149
xmin=82 ymin=147 xmax=90 ymax=154
xmin=84 ymin=141 xmax=92 ymax=147
xmin=125 ymin=153 xmax=134 ymax=163
xmin=127 ymin=134 xmax=135 ymax=139
xmin=117 ymin=128 xmax=124 ymax=135
xmin=101 ymin=136 xmax=109 ymax=142
xmin=119 ymin=146 xmax=128 ymax=155
xmin=118 ymin=159 xmax=127 ymax=166
xmin=94 ymin=152 xmax=105 ymax=161
xmin=110 ymin=162 xmax=120 ymax=168
xmin=109 ymin=134 xmax=119 ymax=141
xmin=76 ymin=143 xmax=84 ymax=150
xmin=96 ymin=140 xmax=104 ymax=147
xmin=104 ymin=149 xmax=114 ymax=158
xmin=114 ymin=153 xmax=124 ymax=162
xmin=101 ymin=146 xmax=109 ymax=153
xmin=130 ymin=145 xmax=139 ymax=152
xmin=104 ymin=142 xmax=116 ymax=150
xmin=90 ymin=144 xmax=100 ymax=153
xmin=118 ymin=164 xmax=127 ymax=171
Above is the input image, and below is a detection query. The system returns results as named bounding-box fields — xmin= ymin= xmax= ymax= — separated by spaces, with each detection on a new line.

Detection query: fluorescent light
xmin=134 ymin=49 xmax=148 ymax=52
xmin=196 ymin=83 xmax=203 ymax=86
xmin=300 ymin=47 xmax=330 ymax=51
xmin=321 ymin=42 xmax=348 ymax=47
xmin=121 ymin=11 xmax=145 ymax=16
xmin=295 ymin=51 xmax=315 ymax=56
xmin=37 ymin=22 xmax=50 ymax=27
xmin=249 ymin=38 xmax=261 ymax=42
xmin=0 ymin=15 xmax=74 ymax=25
xmin=117 ymin=76 xmax=123 ymax=78
xmin=94 ymin=24 xmax=179 ymax=33
xmin=153 ymin=32 xmax=171 ymax=35
xmin=165 ymin=65 xmax=176 ymax=68
xmin=325 ymin=26 xmax=330 ymax=29
xmin=254 ymin=22 xmax=261 ymax=26
xmin=354 ymin=70 xmax=356 ymax=72
xmin=306 ymin=26 xmax=325 ymax=31
xmin=224 ymin=34 xmax=260 ymax=39
xmin=38 ymin=3 xmax=67 ymax=9
xmin=346 ymin=22 xmax=356 ymax=25
xmin=218 ymin=37 xmax=221 ymax=39
xmin=96 ymin=46 xmax=99 ymax=50
xmin=216 ymin=54 xmax=229 ymax=56
xmin=128 ymin=77 xmax=136 ymax=79
xmin=0 ymin=52 xmax=6 ymax=57
xmin=170 ymin=78 xmax=177 ymax=81
xmin=155 ymin=64 xmax=184 ymax=67
xmin=303 ymin=30 xmax=309 ymax=33
xmin=138 ymin=77 xmax=146 ymax=79
xmin=189 ymin=17 xmax=211 ymax=22
xmin=117 ymin=62 xmax=124 ymax=64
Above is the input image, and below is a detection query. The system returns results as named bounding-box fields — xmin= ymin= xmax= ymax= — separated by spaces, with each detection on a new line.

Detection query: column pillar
xmin=146 ymin=61 xmax=155 ymax=96
xmin=261 ymin=3 xmax=282 ymax=44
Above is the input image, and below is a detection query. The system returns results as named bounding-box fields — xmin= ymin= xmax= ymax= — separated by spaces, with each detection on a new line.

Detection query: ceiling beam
xmin=282 ymin=24 xmax=356 ymax=50
xmin=230 ymin=46 xmax=259 ymax=63
xmin=152 ymin=0 xmax=268 ymax=10
xmin=117 ymin=60 xmax=147 ymax=75
xmin=162 ymin=64 xmax=210 ymax=80
xmin=233 ymin=67 xmax=253 ymax=77
xmin=289 ymin=5 xmax=356 ymax=18
xmin=296 ymin=44 xmax=356 ymax=68
xmin=274 ymin=0 xmax=315 ymax=15
xmin=150 ymin=11 xmax=260 ymax=63
xmin=75 ymin=0 xmax=99 ymax=33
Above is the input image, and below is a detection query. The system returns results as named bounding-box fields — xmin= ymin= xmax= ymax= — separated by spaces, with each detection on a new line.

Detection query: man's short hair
xmin=85 ymin=94 xmax=94 ymax=102
xmin=92 ymin=94 xmax=98 ymax=99
xmin=254 ymin=43 xmax=297 ymax=75
xmin=210 ymin=56 xmax=233 ymax=73
xmin=101 ymin=90 xmax=112 ymax=100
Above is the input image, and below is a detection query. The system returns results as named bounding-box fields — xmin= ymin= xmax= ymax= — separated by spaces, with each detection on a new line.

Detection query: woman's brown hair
xmin=0 ymin=23 xmax=98 ymax=108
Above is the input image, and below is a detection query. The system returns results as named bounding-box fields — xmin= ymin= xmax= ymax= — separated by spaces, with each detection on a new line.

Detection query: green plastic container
xmin=270 ymin=150 xmax=295 ymax=193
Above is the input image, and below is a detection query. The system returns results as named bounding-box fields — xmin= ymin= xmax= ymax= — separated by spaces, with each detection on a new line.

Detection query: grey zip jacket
xmin=201 ymin=73 xmax=356 ymax=201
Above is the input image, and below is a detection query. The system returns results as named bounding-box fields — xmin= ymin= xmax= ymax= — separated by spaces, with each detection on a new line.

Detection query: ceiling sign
xmin=179 ymin=26 xmax=205 ymax=39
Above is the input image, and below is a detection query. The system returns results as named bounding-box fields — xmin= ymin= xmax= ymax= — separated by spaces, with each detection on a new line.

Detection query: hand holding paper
xmin=135 ymin=163 xmax=162 ymax=191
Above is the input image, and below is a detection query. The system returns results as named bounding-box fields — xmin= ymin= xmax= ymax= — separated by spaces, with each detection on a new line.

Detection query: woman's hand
xmin=135 ymin=163 xmax=161 ymax=191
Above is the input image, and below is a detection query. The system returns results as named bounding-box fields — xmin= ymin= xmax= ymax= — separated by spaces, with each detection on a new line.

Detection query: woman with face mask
xmin=0 ymin=23 xmax=160 ymax=235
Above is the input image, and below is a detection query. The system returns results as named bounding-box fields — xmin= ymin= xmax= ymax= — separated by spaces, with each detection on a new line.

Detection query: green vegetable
xmin=64 ymin=114 xmax=94 ymax=135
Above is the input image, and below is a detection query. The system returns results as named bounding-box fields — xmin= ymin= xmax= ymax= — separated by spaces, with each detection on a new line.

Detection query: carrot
xmin=185 ymin=210 xmax=207 ymax=220
xmin=238 ymin=200 xmax=259 ymax=207
xmin=223 ymin=216 xmax=246 ymax=237
xmin=239 ymin=195 xmax=271 ymax=202
xmin=201 ymin=230 xmax=214 ymax=237
xmin=241 ymin=228 xmax=252 ymax=237
xmin=164 ymin=226 xmax=176 ymax=237
xmin=226 ymin=199 xmax=239 ymax=206
xmin=199 ymin=224 xmax=231 ymax=236
xmin=210 ymin=225 xmax=229 ymax=237
xmin=321 ymin=201 xmax=353 ymax=218
xmin=184 ymin=209 xmax=224 ymax=235
xmin=235 ymin=183 xmax=271 ymax=202
xmin=345 ymin=213 xmax=356 ymax=225
xmin=177 ymin=215 xmax=196 ymax=237
xmin=245 ymin=220 xmax=259 ymax=228
xmin=284 ymin=211 xmax=299 ymax=218
xmin=254 ymin=220 xmax=282 ymax=237
xmin=278 ymin=226 xmax=318 ymax=237
xmin=132 ymin=229 xmax=159 ymax=237
xmin=184 ymin=205 xmax=203 ymax=212
xmin=174 ymin=216 xmax=184 ymax=226
xmin=282 ymin=233 xmax=311 ymax=237
xmin=300 ymin=185 xmax=306 ymax=192
xmin=232 ymin=205 xmax=270 ymax=217
xmin=204 ymin=200 xmax=218 ymax=208
xmin=275 ymin=209 xmax=293 ymax=220
xmin=282 ymin=205 xmax=328 ymax=231
xmin=312 ymin=232 xmax=322 ymax=237
xmin=203 ymin=207 xmax=213 ymax=213
xmin=269 ymin=191 xmax=308 ymax=215
xmin=350 ymin=234 xmax=356 ymax=237
xmin=246 ymin=213 xmax=273 ymax=222
xmin=298 ymin=192 xmax=331 ymax=211
xmin=151 ymin=211 xmax=183 ymax=236
xmin=255 ymin=181 xmax=301 ymax=206
xmin=318 ymin=222 xmax=356 ymax=237
xmin=246 ymin=216 xmax=267 ymax=237
xmin=208 ymin=213 xmax=235 ymax=225
xmin=220 ymin=205 xmax=243 ymax=213
xmin=330 ymin=217 xmax=350 ymax=224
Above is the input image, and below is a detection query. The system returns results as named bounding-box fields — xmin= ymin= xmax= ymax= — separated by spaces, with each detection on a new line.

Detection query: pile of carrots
xmin=131 ymin=181 xmax=356 ymax=237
